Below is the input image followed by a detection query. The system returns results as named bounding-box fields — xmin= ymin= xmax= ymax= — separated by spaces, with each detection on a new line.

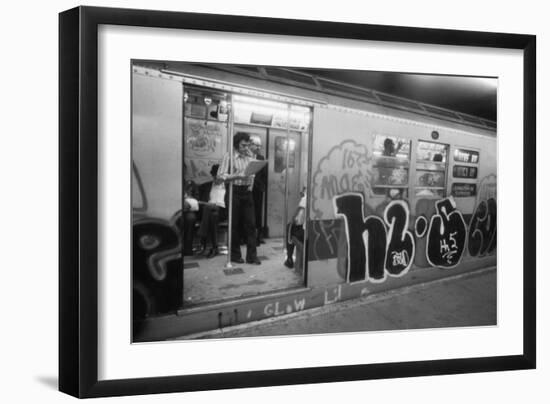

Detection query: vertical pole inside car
xmin=225 ymin=96 xmax=234 ymax=269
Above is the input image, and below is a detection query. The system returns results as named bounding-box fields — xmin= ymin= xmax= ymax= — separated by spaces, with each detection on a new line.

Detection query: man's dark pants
xmin=231 ymin=186 xmax=257 ymax=261
xmin=252 ymin=187 xmax=264 ymax=241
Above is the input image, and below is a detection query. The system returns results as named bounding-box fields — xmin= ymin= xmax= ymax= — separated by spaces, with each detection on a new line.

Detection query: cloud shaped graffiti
xmin=311 ymin=140 xmax=373 ymax=219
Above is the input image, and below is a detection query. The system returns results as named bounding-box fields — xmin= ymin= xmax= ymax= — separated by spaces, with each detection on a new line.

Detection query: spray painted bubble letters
xmin=425 ymin=198 xmax=467 ymax=268
xmin=334 ymin=193 xmax=414 ymax=283
xmin=334 ymin=193 xmax=471 ymax=283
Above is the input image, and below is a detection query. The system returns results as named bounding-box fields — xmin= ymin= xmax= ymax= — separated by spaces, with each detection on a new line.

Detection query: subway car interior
xmin=181 ymin=87 xmax=311 ymax=306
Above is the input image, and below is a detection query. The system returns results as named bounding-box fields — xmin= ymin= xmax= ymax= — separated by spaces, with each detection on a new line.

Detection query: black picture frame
xmin=59 ymin=6 xmax=536 ymax=398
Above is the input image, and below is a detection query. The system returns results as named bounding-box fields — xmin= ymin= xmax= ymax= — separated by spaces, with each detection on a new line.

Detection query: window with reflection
xmin=372 ymin=135 xmax=411 ymax=198
xmin=454 ymin=148 xmax=479 ymax=164
xmin=415 ymin=141 xmax=449 ymax=197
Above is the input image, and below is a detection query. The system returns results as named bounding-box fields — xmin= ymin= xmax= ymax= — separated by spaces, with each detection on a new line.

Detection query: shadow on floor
xmin=35 ymin=375 xmax=58 ymax=390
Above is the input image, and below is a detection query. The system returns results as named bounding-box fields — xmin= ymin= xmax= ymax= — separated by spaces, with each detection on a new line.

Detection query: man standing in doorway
xmin=219 ymin=132 xmax=261 ymax=265
xmin=249 ymin=135 xmax=267 ymax=246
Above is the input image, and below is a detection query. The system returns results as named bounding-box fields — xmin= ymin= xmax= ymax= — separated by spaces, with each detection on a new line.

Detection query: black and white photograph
xmin=132 ymin=61 xmax=498 ymax=342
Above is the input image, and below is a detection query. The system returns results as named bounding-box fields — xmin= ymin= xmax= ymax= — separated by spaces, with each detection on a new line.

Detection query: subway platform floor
xmin=184 ymin=266 xmax=497 ymax=339
xmin=182 ymin=238 xmax=304 ymax=307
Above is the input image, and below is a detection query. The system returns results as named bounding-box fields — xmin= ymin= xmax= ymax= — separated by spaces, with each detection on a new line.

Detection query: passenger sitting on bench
xmin=284 ymin=189 xmax=306 ymax=269
xmin=196 ymin=164 xmax=226 ymax=258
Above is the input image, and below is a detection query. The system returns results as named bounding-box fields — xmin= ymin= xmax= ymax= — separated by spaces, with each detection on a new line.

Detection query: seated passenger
xmin=196 ymin=164 xmax=226 ymax=258
xmin=284 ymin=189 xmax=307 ymax=269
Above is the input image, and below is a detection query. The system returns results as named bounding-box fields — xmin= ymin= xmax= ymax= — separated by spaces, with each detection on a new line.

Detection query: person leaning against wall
xmin=218 ymin=132 xmax=261 ymax=265
xmin=195 ymin=164 xmax=226 ymax=258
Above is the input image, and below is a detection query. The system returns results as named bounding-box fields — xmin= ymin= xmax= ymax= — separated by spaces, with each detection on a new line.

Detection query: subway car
xmin=132 ymin=62 xmax=496 ymax=341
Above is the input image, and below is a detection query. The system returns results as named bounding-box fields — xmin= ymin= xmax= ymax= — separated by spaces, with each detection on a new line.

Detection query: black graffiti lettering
xmin=468 ymin=197 xmax=497 ymax=257
xmin=426 ymin=198 xmax=467 ymax=268
xmin=133 ymin=221 xmax=180 ymax=281
xmin=334 ymin=193 xmax=387 ymax=282
xmin=415 ymin=215 xmax=428 ymax=238
xmin=133 ymin=220 xmax=182 ymax=319
xmin=487 ymin=229 xmax=497 ymax=254
xmin=384 ymin=201 xmax=415 ymax=275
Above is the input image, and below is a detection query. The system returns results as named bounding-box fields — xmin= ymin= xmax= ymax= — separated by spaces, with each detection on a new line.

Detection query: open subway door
xmin=181 ymin=88 xmax=311 ymax=307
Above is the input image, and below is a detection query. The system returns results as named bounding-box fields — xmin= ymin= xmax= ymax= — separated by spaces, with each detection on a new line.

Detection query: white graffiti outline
xmin=134 ymin=217 xmax=182 ymax=281
xmin=414 ymin=215 xmax=428 ymax=238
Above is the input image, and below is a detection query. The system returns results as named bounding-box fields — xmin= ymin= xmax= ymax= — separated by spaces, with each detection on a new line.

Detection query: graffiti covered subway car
xmin=132 ymin=62 xmax=496 ymax=341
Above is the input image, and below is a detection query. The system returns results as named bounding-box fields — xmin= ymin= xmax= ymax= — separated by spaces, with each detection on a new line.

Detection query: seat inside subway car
xmin=131 ymin=61 xmax=497 ymax=341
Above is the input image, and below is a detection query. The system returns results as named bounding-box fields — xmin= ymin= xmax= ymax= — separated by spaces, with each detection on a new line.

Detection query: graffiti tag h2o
xmin=334 ymin=193 xmax=414 ymax=283
xmin=334 ymin=193 xmax=469 ymax=282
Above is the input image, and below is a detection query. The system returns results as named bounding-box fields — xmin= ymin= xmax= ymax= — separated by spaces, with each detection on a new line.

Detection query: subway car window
xmin=451 ymin=148 xmax=480 ymax=198
xmin=415 ymin=141 xmax=449 ymax=198
xmin=372 ymin=134 xmax=411 ymax=198
xmin=454 ymin=148 xmax=479 ymax=164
